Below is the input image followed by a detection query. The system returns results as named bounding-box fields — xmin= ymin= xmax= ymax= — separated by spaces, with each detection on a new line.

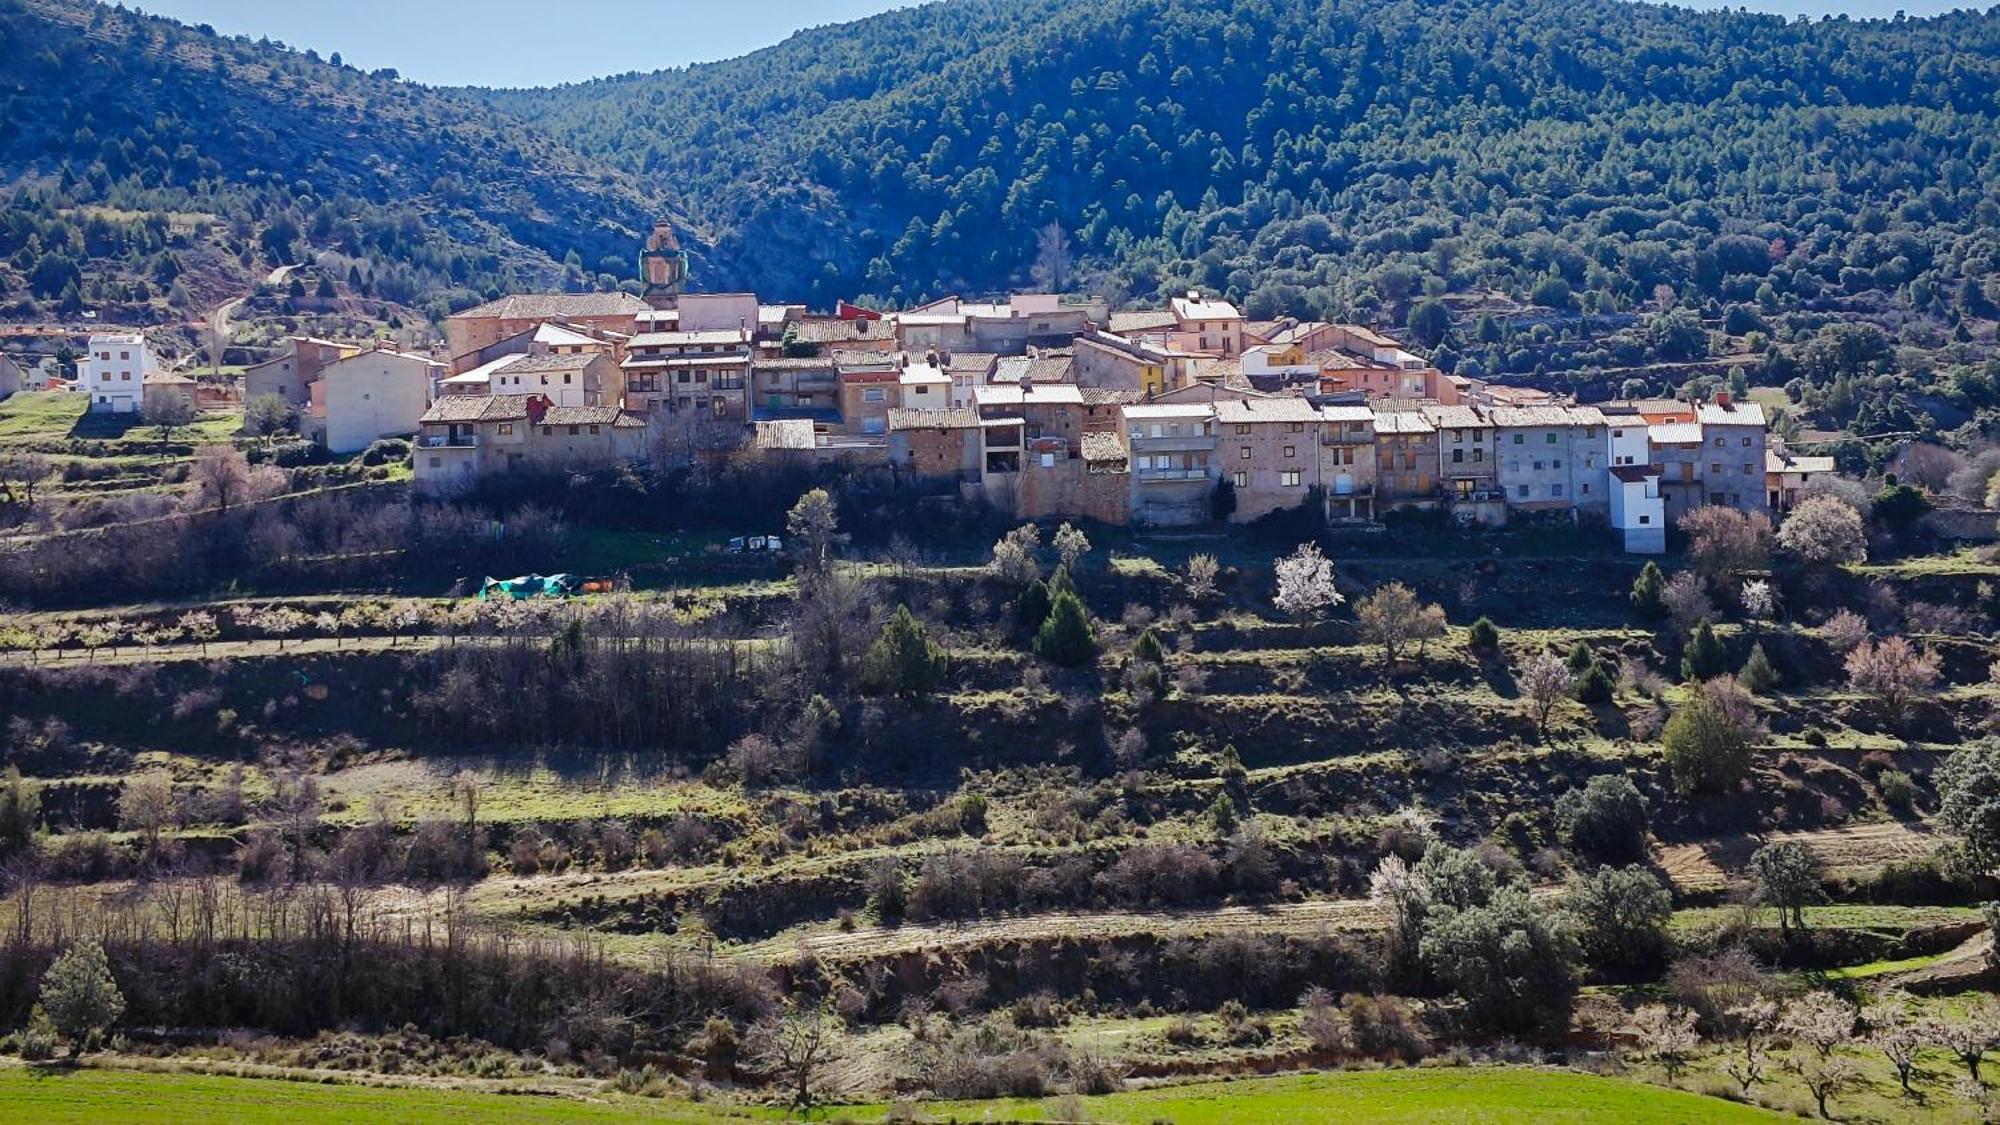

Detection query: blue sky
xmin=141 ymin=0 xmax=1983 ymax=88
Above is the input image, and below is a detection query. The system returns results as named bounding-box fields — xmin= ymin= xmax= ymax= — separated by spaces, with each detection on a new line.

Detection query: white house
xmin=302 ymin=345 xmax=440 ymax=453
xmin=81 ymin=332 xmax=156 ymax=413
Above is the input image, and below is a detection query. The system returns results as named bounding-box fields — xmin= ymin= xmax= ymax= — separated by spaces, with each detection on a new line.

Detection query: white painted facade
xmin=82 ymin=332 xmax=155 ymax=413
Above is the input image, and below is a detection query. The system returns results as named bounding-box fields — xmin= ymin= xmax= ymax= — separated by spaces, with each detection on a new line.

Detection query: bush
xmin=1554 ymin=775 xmax=1650 ymax=864
xmin=1564 ymin=865 xmax=1673 ymax=970
xmin=1419 ymin=886 xmax=1579 ymax=1035
xmin=1682 ymin=619 xmax=1727 ymax=681
xmin=1662 ymin=689 xmax=1754 ymax=796
xmin=361 ymin=438 xmax=411 ymax=466
xmin=1467 ymin=616 xmax=1500 ymax=652
xmin=1575 ymin=662 xmax=1614 ymax=704
xmin=1342 ymin=994 xmax=1428 ymax=1061
xmin=859 ymin=607 xmax=948 ymax=698
xmin=1877 ymin=769 xmax=1918 ymax=813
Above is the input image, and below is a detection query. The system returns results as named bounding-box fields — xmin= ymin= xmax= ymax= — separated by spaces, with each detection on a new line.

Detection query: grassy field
xmin=0 ymin=1065 xmax=1782 ymax=1124
xmin=0 ymin=1066 xmax=770 ymax=1124
xmin=0 ymin=389 xmax=242 ymax=447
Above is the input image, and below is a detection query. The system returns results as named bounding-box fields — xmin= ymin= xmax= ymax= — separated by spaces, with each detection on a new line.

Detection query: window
xmin=1713 ymin=437 xmax=1725 ymax=448
xmin=1240 ymin=446 xmax=1251 ymax=460
xmin=1512 ymin=433 xmax=1524 ymax=445
xmin=1741 ymin=436 xmax=1752 ymax=447
xmin=428 ymin=457 xmax=441 ymax=469
xmin=1235 ymin=424 xmax=1251 ymax=435
xmin=1580 ymin=482 xmax=1590 ymax=494
xmin=589 ymin=425 xmax=601 ymax=435
xmin=863 ymin=387 xmax=886 ymax=403
xmin=564 ymin=373 xmax=573 ymax=384
xmin=1552 ymin=459 xmax=1562 ymax=469
xmin=541 ymin=426 xmax=553 ymax=436
xmin=1639 ymin=514 xmax=1651 ymax=525
xmin=1233 ymin=471 xmax=1247 ymax=488
xmin=1281 ymin=470 xmax=1301 ymax=487
xmin=1282 ymin=445 xmax=1296 ymax=458
xmin=1546 ymin=433 xmax=1557 ymax=444
xmin=1516 ymin=484 xmax=1529 ymax=497
xmin=1287 ymin=422 xmax=1304 ymax=433
xmin=498 ymin=423 xmax=514 ymax=435
xmin=1452 ymin=448 xmax=1464 ymax=464
xmin=1710 ymin=462 xmax=1722 ymax=474
xmin=1472 ymin=448 xmax=1484 ymax=462
xmin=1532 ymin=460 xmax=1544 ymax=471
xmin=1551 ymin=484 xmax=1564 ymax=497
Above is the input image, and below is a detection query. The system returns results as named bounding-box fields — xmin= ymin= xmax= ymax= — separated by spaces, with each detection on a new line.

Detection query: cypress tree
xmin=1015 ymin=578 xmax=1052 ymax=633
xmin=1131 ymin=626 xmax=1166 ymax=666
xmin=1566 ymin=641 xmax=1595 ymax=675
xmin=1033 ymin=588 xmax=1096 ymax=667
xmin=1740 ymin=643 xmax=1778 ymax=695
xmin=1682 ymin=619 xmax=1727 ymax=682
xmin=1467 ymin=616 xmax=1500 ymax=652
xmin=1631 ymin=561 xmax=1666 ymax=619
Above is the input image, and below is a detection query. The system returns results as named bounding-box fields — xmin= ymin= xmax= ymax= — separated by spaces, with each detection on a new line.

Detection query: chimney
xmin=1715 ymin=391 xmax=1732 ymax=409
xmin=525 ymin=394 xmax=551 ymax=424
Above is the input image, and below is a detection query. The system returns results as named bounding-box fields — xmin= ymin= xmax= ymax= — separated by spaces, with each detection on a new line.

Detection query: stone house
xmin=1490 ymin=406 xmax=1608 ymax=515
xmin=413 ymin=393 xmax=648 ymax=488
xmin=444 ymin=292 xmax=650 ymax=362
xmin=482 ymin=352 xmax=624 ymax=410
xmin=1320 ymin=405 xmax=1377 ymax=522
xmin=1214 ymin=397 xmax=1322 ymax=522
xmin=1073 ymin=331 xmax=1167 ymax=396
xmin=1696 ymin=396 xmax=1769 ymax=515
xmin=621 ymin=327 xmax=751 ymax=421
xmin=1121 ymin=402 xmax=1218 ymax=526
xmin=243 ymin=337 xmax=358 ymax=406
xmin=1372 ymin=410 xmax=1442 ymax=508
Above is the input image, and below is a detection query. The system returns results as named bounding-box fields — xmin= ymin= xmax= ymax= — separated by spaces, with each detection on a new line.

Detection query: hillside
xmin=488 ymin=0 xmax=2000 ymax=328
xmin=0 ymin=0 xmax=676 ymax=328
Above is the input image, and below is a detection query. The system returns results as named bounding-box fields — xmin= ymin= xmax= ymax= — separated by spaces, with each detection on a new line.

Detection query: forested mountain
xmin=487 ymin=0 xmax=2000 ymax=326
xmin=0 ymin=0 xmax=675 ymax=324
xmin=4 ymin=0 xmax=2000 ymax=355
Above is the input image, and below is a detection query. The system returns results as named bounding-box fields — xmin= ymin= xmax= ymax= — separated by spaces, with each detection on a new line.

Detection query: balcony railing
xmin=418 ymin=434 xmax=478 ymax=449
xmin=1135 ymin=467 xmax=1210 ymax=482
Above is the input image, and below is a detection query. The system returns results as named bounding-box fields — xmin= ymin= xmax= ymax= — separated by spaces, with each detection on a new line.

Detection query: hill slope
xmin=487 ymin=0 xmax=2000 ymax=324
xmin=0 ymin=0 xmax=676 ymax=325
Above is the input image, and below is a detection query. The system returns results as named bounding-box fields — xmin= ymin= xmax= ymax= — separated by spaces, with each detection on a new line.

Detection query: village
xmin=26 ymin=219 xmax=1829 ymax=555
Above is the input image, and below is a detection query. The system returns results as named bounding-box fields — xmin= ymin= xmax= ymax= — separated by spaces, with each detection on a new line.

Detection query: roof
xmin=1423 ymin=404 xmax=1490 ymax=429
xmin=1648 ymin=422 xmax=1705 ymax=445
xmin=1611 ymin=464 xmax=1663 ymax=483
xmin=1123 ymin=403 xmax=1215 ymax=419
xmin=1172 ymin=295 xmax=1243 ymax=322
xmin=1371 ymin=411 xmax=1436 ymax=435
xmin=630 ymin=329 xmax=751 ymax=349
xmin=993 ymin=355 xmax=1074 ymax=384
xmin=1080 ymin=431 xmax=1127 ymax=464
xmin=1321 ymin=405 xmax=1376 ymax=423
xmin=1697 ymin=400 xmax=1767 ymax=427
xmin=887 ymin=407 xmax=979 ymax=431
xmin=1213 ymin=397 xmax=1321 ymax=424
xmin=791 ymin=319 xmax=888 ymax=344
xmin=753 ymin=419 xmax=818 ymax=451
xmin=1078 ymin=387 xmax=1145 ymax=406
xmin=532 ymin=323 xmax=606 ymax=348
xmin=1488 ymin=405 xmax=1594 ymax=428
xmin=542 ymin=405 xmax=643 ymax=428
xmin=898 ymin=365 xmax=950 ymax=386
xmin=975 ymin=383 xmax=1084 ymax=407
xmin=1107 ymin=311 xmax=1177 ymax=334
xmin=943 ymin=351 xmax=998 ymax=374
xmin=1767 ymin=450 xmax=1836 ymax=474
xmin=623 ymin=354 xmax=751 ymax=370
xmin=454 ymin=293 xmax=649 ymax=320
xmin=754 ymin=356 xmax=840 ymax=371
xmin=501 ymin=352 xmax=600 ymax=375
xmin=420 ymin=394 xmax=533 ymax=424
xmin=143 ymin=372 xmax=195 ymax=385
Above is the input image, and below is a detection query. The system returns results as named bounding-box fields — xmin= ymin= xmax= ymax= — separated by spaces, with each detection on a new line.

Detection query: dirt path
xmin=1657 ymin=819 xmax=1936 ymax=894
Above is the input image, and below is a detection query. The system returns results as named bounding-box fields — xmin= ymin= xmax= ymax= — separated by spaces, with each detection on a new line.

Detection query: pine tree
xmin=1740 ymin=643 xmax=1778 ymax=695
xmin=1131 ymin=627 xmax=1165 ymax=666
xmin=1631 ymin=562 xmax=1666 ymax=619
xmin=1208 ymin=790 xmax=1240 ymax=835
xmin=1033 ymin=588 xmax=1096 ymax=667
xmin=1682 ymin=619 xmax=1727 ymax=682
xmin=1575 ymin=662 xmax=1615 ymax=705
xmin=1566 ymin=641 xmax=1595 ymax=675
xmin=1015 ymin=579 xmax=1052 ymax=634
xmin=860 ymin=607 xmax=947 ymax=698
xmin=39 ymin=940 xmax=124 ymax=1057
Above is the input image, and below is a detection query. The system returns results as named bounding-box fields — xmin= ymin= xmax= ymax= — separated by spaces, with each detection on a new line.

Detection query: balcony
xmin=1135 ymin=467 xmax=1210 ymax=482
xmin=418 ymin=433 xmax=478 ymax=449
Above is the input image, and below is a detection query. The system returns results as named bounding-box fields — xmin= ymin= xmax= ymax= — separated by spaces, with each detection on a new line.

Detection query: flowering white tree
xmin=1777 ymin=494 xmax=1868 ymax=566
xmin=1052 ymin=522 xmax=1091 ymax=573
xmin=1519 ymin=652 xmax=1576 ymax=739
xmin=1740 ymin=579 xmax=1777 ymax=625
xmin=1273 ymin=542 xmax=1343 ymax=619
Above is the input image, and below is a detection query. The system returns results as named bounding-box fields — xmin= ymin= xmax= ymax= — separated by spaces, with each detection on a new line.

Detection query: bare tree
xmin=1628 ymin=1004 xmax=1702 ymax=1082
xmin=1821 ymin=609 xmax=1870 ymax=653
xmin=1845 ymin=636 xmax=1943 ymax=726
xmin=146 ymin=394 xmax=198 ymax=443
xmin=1790 ymin=1052 xmax=1860 ymax=1120
xmin=117 ymin=770 xmax=178 ymax=862
xmin=1030 ymin=222 xmax=1073 ymax=293
xmin=1052 ymin=522 xmax=1091 ymax=574
xmin=1779 ymin=992 xmax=1854 ymax=1062
xmin=189 ymin=445 xmax=284 ymax=514
xmin=1519 ymin=652 xmax=1575 ymax=740
xmin=0 ymin=453 xmax=53 ymax=509
xmin=1661 ymin=572 xmax=1714 ymax=635
xmin=1355 ymin=581 xmax=1447 ymax=664
xmin=1273 ymin=542 xmax=1343 ymax=619
xmin=1863 ymin=990 xmax=1927 ymax=1098
xmin=1679 ymin=506 xmax=1773 ymax=585
xmin=1724 ymin=999 xmax=1778 ymax=1098
xmin=988 ymin=524 xmax=1042 ymax=586
xmin=1934 ymin=994 xmax=2000 ymax=1085
xmin=747 ymin=1002 xmax=844 ymax=1108
xmin=1183 ymin=553 xmax=1220 ymax=602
